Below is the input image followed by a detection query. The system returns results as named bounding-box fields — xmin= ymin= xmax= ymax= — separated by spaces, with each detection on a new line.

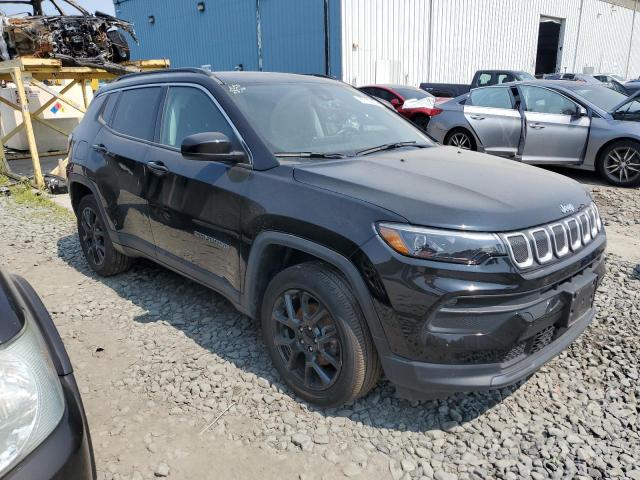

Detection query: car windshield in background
xmin=225 ymin=81 xmax=432 ymax=156
xmin=393 ymin=87 xmax=434 ymax=100
xmin=518 ymin=72 xmax=535 ymax=80
xmin=568 ymin=85 xmax=628 ymax=111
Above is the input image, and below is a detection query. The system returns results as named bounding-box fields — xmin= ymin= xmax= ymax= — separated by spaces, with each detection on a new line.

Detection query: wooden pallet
xmin=0 ymin=57 xmax=170 ymax=188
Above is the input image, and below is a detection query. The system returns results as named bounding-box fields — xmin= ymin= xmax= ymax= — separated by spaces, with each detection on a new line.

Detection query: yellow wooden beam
xmin=10 ymin=67 xmax=43 ymax=189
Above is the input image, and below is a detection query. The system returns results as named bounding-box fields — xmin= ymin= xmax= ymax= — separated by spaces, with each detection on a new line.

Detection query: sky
xmin=0 ymin=0 xmax=115 ymax=16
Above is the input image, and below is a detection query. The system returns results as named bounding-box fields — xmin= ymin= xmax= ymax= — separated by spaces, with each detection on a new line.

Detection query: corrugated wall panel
xmin=341 ymin=0 xmax=640 ymax=85
xmin=340 ymin=0 xmax=430 ymax=85
xmin=114 ymin=0 xmax=342 ymax=75
xmin=115 ymin=0 xmax=259 ymax=69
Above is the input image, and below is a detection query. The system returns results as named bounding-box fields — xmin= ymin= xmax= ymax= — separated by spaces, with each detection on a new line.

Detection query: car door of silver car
xmin=519 ymin=85 xmax=590 ymax=163
xmin=463 ymin=86 xmax=521 ymax=157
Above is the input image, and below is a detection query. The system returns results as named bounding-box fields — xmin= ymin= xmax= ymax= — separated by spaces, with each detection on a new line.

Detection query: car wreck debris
xmin=0 ymin=0 xmax=137 ymax=74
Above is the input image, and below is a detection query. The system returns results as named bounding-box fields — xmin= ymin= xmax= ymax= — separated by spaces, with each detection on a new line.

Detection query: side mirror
xmin=577 ymin=106 xmax=588 ymax=117
xmin=390 ymin=98 xmax=402 ymax=108
xmin=180 ymin=132 xmax=245 ymax=163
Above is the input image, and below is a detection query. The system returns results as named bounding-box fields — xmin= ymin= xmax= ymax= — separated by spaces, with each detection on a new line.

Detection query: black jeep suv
xmin=67 ymin=69 xmax=606 ymax=407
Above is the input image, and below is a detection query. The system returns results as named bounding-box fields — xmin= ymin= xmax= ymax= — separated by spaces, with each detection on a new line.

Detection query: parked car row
xmin=427 ymin=80 xmax=640 ymax=187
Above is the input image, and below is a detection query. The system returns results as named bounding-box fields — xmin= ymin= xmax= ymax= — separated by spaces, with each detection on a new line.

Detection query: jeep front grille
xmin=502 ymin=203 xmax=603 ymax=270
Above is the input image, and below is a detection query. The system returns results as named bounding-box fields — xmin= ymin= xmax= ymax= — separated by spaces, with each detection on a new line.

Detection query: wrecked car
xmin=0 ymin=0 xmax=137 ymax=73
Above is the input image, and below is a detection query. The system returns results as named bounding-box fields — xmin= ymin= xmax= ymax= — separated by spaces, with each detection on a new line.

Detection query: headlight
xmin=376 ymin=222 xmax=506 ymax=265
xmin=0 ymin=320 xmax=64 ymax=476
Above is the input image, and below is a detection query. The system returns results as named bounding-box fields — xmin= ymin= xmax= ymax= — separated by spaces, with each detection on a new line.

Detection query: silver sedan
xmin=427 ymin=80 xmax=640 ymax=187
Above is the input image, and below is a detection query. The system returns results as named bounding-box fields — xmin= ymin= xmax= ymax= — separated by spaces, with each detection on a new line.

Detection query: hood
xmin=293 ymin=146 xmax=592 ymax=232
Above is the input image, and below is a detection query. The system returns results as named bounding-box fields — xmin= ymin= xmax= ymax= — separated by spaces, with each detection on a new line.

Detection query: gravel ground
xmin=0 ymin=178 xmax=639 ymax=480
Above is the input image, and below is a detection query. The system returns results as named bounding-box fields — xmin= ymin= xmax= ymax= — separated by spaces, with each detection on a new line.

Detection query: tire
xmin=445 ymin=128 xmax=476 ymax=151
xmin=77 ymin=195 xmax=132 ymax=276
xmin=413 ymin=114 xmax=430 ymax=132
xmin=261 ymin=261 xmax=381 ymax=407
xmin=596 ymin=140 xmax=640 ymax=187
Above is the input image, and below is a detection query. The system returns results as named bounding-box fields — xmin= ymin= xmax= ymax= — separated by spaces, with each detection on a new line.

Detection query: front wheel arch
xmin=242 ymin=232 xmax=392 ymax=358
xmin=596 ymin=138 xmax=640 ymax=187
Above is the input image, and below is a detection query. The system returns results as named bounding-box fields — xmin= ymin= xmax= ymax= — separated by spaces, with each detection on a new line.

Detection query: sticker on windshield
xmin=228 ymin=84 xmax=246 ymax=95
xmin=355 ymin=95 xmax=384 ymax=107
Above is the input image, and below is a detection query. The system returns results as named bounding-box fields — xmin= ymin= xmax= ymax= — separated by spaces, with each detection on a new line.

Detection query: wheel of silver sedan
xmin=447 ymin=131 xmax=473 ymax=150
xmin=603 ymin=146 xmax=640 ymax=184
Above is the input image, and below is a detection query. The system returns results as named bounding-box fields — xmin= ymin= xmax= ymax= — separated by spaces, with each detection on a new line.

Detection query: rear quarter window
xmin=99 ymin=91 xmax=120 ymax=124
xmin=110 ymin=87 xmax=163 ymax=141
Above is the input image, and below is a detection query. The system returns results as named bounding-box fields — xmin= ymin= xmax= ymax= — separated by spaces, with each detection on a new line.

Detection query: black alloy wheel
xmin=271 ymin=289 xmax=342 ymax=390
xmin=80 ymin=206 xmax=106 ymax=267
xmin=76 ymin=194 xmax=132 ymax=276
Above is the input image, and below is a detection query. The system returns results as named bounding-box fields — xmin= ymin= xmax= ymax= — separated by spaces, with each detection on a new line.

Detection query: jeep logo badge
xmin=560 ymin=203 xmax=576 ymax=214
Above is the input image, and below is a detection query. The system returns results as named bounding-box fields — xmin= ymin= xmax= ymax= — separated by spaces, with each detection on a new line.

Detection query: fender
xmin=242 ymin=231 xmax=392 ymax=358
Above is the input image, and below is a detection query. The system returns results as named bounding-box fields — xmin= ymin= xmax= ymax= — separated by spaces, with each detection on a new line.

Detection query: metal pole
xmin=323 ymin=0 xmax=330 ymax=76
xmin=426 ymin=0 xmax=433 ymax=81
xmin=572 ymin=0 xmax=584 ymax=72
xmin=625 ymin=0 xmax=638 ymax=79
xmin=256 ymin=0 xmax=263 ymax=71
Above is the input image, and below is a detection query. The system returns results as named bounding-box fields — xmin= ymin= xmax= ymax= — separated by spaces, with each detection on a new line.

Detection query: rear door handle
xmin=529 ymin=123 xmax=545 ymax=129
xmin=92 ymin=144 xmax=108 ymax=154
xmin=470 ymin=115 xmax=485 ymax=120
xmin=147 ymin=161 xmax=169 ymax=176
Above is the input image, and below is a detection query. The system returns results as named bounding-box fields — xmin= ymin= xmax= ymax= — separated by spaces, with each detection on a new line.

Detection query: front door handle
xmin=92 ymin=144 xmax=108 ymax=154
xmin=147 ymin=161 xmax=169 ymax=176
xmin=529 ymin=123 xmax=545 ymax=129
xmin=470 ymin=115 xmax=486 ymax=120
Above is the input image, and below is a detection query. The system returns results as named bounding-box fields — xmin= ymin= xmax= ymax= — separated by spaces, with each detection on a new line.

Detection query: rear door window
xmin=469 ymin=87 xmax=513 ymax=109
xmin=110 ymin=87 xmax=163 ymax=141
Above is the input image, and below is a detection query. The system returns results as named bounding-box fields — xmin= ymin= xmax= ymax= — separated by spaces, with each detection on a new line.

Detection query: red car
xmin=358 ymin=84 xmax=442 ymax=131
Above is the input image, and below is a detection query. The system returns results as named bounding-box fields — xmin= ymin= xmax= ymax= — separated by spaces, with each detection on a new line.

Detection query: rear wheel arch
xmin=444 ymin=126 xmax=478 ymax=150
xmin=69 ymin=180 xmax=93 ymax=214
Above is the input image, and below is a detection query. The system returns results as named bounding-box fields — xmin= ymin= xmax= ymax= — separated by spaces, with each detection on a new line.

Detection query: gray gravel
xmin=1 ymin=183 xmax=639 ymax=479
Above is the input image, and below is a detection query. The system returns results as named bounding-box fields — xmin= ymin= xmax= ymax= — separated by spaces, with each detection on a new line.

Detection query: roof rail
xmin=114 ymin=67 xmax=210 ymax=82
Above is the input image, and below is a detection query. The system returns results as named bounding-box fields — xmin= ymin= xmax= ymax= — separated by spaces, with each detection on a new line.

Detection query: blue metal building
xmin=113 ymin=0 xmax=342 ymax=77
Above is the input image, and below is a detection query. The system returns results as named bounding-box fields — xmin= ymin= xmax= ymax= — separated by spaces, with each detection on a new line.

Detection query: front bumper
xmin=383 ymin=304 xmax=594 ymax=398
xmin=356 ymin=230 xmax=606 ymax=396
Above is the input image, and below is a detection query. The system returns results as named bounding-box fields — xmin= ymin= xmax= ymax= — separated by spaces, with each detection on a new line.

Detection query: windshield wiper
xmin=274 ymin=152 xmax=349 ymax=159
xmin=356 ymin=141 xmax=429 ymax=156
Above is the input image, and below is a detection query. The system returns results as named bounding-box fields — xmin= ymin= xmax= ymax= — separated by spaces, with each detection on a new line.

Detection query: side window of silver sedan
xmin=521 ymin=86 xmax=578 ymax=116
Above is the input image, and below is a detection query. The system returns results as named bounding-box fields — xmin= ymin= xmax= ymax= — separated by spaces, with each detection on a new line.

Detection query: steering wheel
xmin=335 ymin=125 xmax=359 ymax=136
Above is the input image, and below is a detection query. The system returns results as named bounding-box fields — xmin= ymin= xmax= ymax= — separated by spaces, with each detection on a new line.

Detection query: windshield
xmin=225 ymin=81 xmax=432 ymax=156
xmin=614 ymin=97 xmax=640 ymax=120
xmin=567 ymin=85 xmax=628 ymax=111
xmin=392 ymin=87 xmax=433 ymax=100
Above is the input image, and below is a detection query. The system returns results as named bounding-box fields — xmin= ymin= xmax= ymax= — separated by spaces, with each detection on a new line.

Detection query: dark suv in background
xmin=67 ymin=69 xmax=606 ymax=407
